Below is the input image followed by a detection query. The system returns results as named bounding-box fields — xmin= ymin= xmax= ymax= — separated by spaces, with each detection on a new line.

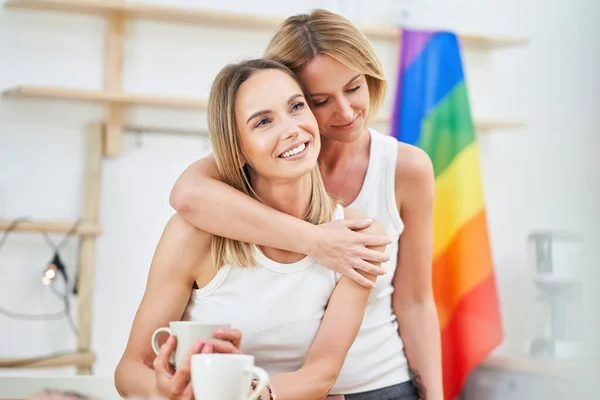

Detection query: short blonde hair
xmin=265 ymin=9 xmax=387 ymax=121
xmin=207 ymin=58 xmax=337 ymax=269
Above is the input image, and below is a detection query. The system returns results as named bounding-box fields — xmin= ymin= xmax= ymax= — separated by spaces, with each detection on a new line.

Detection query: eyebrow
xmin=308 ymin=74 xmax=362 ymax=97
xmin=245 ymin=94 xmax=304 ymax=125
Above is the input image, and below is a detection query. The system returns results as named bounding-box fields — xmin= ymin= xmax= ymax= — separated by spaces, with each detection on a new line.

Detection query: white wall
xmin=1 ymin=0 xmax=598 ymax=379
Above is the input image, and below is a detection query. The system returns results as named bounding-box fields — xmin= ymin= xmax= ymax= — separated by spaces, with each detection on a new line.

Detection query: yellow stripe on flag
xmin=432 ymin=142 xmax=485 ymax=260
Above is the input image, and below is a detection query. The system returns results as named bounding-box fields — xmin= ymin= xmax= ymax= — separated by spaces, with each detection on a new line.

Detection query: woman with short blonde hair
xmin=264 ymin=9 xmax=387 ymax=122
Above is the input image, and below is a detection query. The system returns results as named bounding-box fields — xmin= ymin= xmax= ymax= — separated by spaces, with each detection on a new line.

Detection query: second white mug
xmin=191 ymin=354 xmax=269 ymax=400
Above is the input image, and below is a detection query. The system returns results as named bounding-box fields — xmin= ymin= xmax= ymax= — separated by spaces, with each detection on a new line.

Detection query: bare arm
xmin=265 ymin=209 xmax=385 ymax=400
xmin=115 ymin=210 xmax=384 ymax=400
xmin=170 ymin=154 xmax=390 ymax=287
xmin=392 ymin=145 xmax=443 ymax=400
xmin=114 ymin=214 xmax=212 ymax=398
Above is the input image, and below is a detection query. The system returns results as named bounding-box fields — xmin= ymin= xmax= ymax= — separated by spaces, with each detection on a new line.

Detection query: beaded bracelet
xmin=251 ymin=379 xmax=276 ymax=400
xmin=266 ymin=382 xmax=276 ymax=400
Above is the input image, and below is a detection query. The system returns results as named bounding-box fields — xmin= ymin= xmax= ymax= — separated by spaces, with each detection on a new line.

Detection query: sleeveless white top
xmin=183 ymin=205 xmax=344 ymax=377
xmin=184 ymin=129 xmax=410 ymax=394
xmin=333 ymin=129 xmax=410 ymax=393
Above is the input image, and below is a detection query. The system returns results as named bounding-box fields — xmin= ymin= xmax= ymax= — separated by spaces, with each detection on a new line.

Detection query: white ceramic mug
xmin=191 ymin=354 xmax=269 ymax=400
xmin=151 ymin=321 xmax=230 ymax=368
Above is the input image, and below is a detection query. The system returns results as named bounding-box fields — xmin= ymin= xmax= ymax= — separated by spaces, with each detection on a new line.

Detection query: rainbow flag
xmin=391 ymin=30 xmax=503 ymax=399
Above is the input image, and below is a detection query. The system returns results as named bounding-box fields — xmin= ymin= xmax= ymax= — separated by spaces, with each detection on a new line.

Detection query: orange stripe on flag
xmin=433 ymin=210 xmax=494 ymax=329
xmin=441 ymin=274 xmax=503 ymax=400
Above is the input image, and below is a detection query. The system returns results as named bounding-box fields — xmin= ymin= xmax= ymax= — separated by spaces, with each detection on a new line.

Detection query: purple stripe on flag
xmin=391 ymin=29 xmax=433 ymax=138
xmin=400 ymin=30 xmax=434 ymax=71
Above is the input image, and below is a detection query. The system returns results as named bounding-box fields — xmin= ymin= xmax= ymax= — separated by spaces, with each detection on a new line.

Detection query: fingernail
xmin=194 ymin=340 xmax=204 ymax=351
xmin=214 ymin=329 xmax=222 ymax=335
xmin=167 ymin=335 xmax=174 ymax=344
xmin=364 ymin=218 xmax=373 ymax=222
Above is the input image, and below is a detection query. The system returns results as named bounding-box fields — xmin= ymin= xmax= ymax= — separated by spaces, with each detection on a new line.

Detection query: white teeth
xmin=280 ymin=142 xmax=306 ymax=158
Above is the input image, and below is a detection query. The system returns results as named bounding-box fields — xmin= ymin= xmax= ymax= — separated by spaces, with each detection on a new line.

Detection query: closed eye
xmin=347 ymin=85 xmax=361 ymax=93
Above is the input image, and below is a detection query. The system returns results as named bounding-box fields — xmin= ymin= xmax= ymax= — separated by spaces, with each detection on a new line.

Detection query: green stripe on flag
xmin=417 ymin=82 xmax=475 ymax=178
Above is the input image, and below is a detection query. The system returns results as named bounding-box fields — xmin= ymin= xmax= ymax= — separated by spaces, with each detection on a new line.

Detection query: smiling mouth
xmin=331 ymin=115 xmax=359 ymax=128
xmin=279 ymin=141 xmax=309 ymax=159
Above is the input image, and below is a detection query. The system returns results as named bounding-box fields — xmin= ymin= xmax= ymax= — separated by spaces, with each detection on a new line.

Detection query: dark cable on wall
xmin=0 ymin=217 xmax=79 ymax=334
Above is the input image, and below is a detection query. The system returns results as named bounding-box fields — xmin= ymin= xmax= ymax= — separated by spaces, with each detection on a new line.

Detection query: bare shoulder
xmin=343 ymin=207 xmax=386 ymax=236
xmin=395 ymin=142 xmax=434 ymax=205
xmin=153 ymin=213 xmax=213 ymax=280
xmin=164 ymin=212 xmax=212 ymax=248
xmin=395 ymin=142 xmax=434 ymax=183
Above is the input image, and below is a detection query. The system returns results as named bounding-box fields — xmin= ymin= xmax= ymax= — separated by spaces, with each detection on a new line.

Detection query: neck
xmin=249 ymin=171 xmax=313 ymax=262
xmin=318 ymin=127 xmax=369 ymax=171
xmin=250 ymin=171 xmax=313 ymax=222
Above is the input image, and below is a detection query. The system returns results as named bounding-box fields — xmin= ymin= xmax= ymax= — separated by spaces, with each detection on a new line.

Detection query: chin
xmin=322 ymin=127 xmax=364 ymax=143
xmin=272 ymin=156 xmax=318 ymax=181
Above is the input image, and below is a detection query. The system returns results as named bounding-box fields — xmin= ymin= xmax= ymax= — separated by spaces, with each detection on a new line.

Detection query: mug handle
xmin=151 ymin=327 xmax=171 ymax=355
xmin=246 ymin=366 xmax=269 ymax=400
xmin=151 ymin=327 xmax=177 ymax=366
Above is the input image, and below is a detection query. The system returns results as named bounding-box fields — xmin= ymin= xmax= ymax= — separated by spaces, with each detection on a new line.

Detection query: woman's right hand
xmin=205 ymin=328 xmax=243 ymax=353
xmin=308 ymin=219 xmax=391 ymax=288
xmin=152 ymin=335 xmax=212 ymax=399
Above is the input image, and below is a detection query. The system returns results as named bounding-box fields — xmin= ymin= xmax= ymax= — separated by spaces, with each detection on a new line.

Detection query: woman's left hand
xmin=203 ymin=328 xmax=243 ymax=354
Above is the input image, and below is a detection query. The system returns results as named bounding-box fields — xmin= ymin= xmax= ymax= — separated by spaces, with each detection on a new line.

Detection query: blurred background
xmin=0 ymin=0 xmax=599 ymax=398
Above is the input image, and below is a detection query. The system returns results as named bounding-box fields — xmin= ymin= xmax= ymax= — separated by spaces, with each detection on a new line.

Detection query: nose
xmin=335 ymin=97 xmax=354 ymax=122
xmin=280 ymin=117 xmax=300 ymax=140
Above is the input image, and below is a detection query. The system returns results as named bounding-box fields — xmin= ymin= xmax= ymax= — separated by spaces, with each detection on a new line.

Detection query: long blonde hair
xmin=207 ymin=58 xmax=337 ymax=269
xmin=264 ymin=9 xmax=387 ymax=122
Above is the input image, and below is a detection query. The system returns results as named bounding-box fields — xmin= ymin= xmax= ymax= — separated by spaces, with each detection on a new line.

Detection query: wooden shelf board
xmin=0 ymin=351 xmax=96 ymax=369
xmin=2 ymin=85 xmax=207 ymax=109
xmin=0 ymin=219 xmax=102 ymax=235
xmin=124 ymin=123 xmax=208 ymax=137
xmin=474 ymin=119 xmax=528 ymax=130
xmin=4 ymin=85 xmax=525 ymax=131
xmin=373 ymin=112 xmax=526 ymax=131
xmin=4 ymin=0 xmax=528 ymax=48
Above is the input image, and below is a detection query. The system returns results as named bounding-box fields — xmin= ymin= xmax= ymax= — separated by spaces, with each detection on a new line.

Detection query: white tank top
xmin=183 ymin=205 xmax=344 ymax=377
xmin=333 ymin=129 xmax=410 ymax=394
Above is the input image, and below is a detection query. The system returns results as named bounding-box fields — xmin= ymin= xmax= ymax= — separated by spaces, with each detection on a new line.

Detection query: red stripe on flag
xmin=441 ymin=274 xmax=503 ymax=400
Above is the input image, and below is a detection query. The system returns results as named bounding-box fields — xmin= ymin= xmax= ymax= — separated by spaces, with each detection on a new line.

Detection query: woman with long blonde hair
xmin=170 ymin=9 xmax=442 ymax=400
xmin=115 ymin=58 xmax=387 ymax=399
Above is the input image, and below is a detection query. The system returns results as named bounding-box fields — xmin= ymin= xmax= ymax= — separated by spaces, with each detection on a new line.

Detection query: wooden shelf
xmin=0 ymin=375 xmax=119 ymax=398
xmin=374 ymin=112 xmax=526 ymax=131
xmin=3 ymin=85 xmax=526 ymax=131
xmin=4 ymin=0 xmax=528 ymax=48
xmin=474 ymin=119 xmax=527 ymax=130
xmin=2 ymin=85 xmax=207 ymax=109
xmin=0 ymin=351 xmax=96 ymax=369
xmin=0 ymin=219 xmax=102 ymax=235
xmin=3 ymin=85 xmax=525 ymax=132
